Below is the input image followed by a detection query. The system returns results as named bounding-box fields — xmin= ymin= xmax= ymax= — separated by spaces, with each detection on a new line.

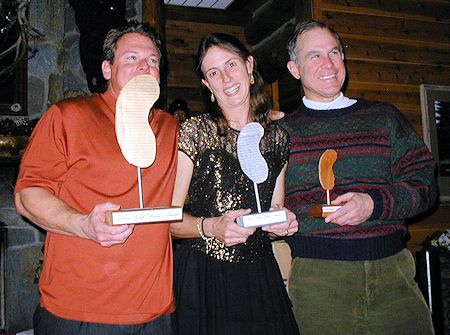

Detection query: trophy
xmin=235 ymin=122 xmax=287 ymax=228
xmin=105 ymin=74 xmax=182 ymax=225
xmin=309 ymin=149 xmax=342 ymax=218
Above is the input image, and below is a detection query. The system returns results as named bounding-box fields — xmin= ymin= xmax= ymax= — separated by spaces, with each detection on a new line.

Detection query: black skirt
xmin=173 ymin=238 xmax=300 ymax=335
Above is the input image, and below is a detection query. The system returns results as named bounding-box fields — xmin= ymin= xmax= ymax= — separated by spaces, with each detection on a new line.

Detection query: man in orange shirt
xmin=14 ymin=21 xmax=178 ymax=334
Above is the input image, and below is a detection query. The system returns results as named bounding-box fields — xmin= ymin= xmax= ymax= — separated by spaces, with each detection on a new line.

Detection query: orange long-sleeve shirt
xmin=15 ymin=91 xmax=178 ymax=324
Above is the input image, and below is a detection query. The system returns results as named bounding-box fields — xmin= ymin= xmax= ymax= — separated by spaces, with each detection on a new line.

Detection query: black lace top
xmin=178 ymin=114 xmax=290 ymax=262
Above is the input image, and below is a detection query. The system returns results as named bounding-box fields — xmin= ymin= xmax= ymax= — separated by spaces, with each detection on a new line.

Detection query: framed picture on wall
xmin=420 ymin=84 xmax=450 ymax=201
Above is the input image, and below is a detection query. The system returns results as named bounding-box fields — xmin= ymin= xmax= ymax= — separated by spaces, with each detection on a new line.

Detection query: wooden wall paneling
xmin=345 ymin=87 xmax=419 ymax=106
xmin=342 ymin=36 xmax=450 ymax=67
xmin=164 ymin=6 xmax=247 ymax=116
xmin=321 ymin=0 xmax=450 ymax=23
xmin=166 ymin=20 xmax=246 ymax=55
xmin=166 ymin=53 xmax=198 ymax=88
xmin=345 ymin=81 xmax=419 ymax=105
xmin=167 ymin=86 xmax=203 ymax=116
xmin=143 ymin=0 xmax=166 ymax=108
xmin=323 ymin=11 xmax=450 ymax=44
xmin=345 ymin=60 xmax=450 ymax=88
xmin=167 ymin=87 xmax=202 ymax=102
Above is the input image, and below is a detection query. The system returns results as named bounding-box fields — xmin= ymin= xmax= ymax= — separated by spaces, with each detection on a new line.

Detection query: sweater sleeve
xmin=367 ymin=104 xmax=437 ymax=220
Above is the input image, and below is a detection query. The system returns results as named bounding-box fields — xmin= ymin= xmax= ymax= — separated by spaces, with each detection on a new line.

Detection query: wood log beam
xmin=244 ymin=0 xmax=294 ymax=46
xmin=253 ymin=18 xmax=296 ymax=83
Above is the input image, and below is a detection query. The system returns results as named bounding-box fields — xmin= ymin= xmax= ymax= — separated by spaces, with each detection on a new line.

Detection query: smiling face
xmin=287 ymin=27 xmax=346 ymax=102
xmin=200 ymin=46 xmax=254 ymax=115
xmin=102 ymin=32 xmax=161 ymax=98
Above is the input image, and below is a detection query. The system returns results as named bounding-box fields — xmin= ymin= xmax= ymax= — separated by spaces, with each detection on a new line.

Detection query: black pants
xmin=33 ymin=305 xmax=172 ymax=335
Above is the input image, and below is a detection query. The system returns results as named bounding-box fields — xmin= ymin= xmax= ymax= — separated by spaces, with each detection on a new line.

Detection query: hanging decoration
xmin=0 ymin=0 xmax=44 ymax=84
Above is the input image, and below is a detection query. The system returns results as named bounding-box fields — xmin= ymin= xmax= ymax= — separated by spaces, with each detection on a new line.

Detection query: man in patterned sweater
xmin=281 ymin=19 xmax=437 ymax=335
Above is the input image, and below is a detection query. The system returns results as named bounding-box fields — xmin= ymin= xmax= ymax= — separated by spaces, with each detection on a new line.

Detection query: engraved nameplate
xmin=105 ymin=206 xmax=182 ymax=225
xmin=236 ymin=210 xmax=287 ymax=228
xmin=309 ymin=204 xmax=342 ymax=218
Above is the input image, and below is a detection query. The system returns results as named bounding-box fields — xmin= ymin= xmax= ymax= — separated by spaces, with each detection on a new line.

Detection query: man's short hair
xmin=102 ymin=20 xmax=163 ymax=66
xmin=287 ymin=19 xmax=343 ymax=62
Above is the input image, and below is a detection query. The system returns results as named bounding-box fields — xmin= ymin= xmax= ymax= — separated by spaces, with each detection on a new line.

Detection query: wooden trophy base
xmin=236 ymin=210 xmax=287 ymax=228
xmin=105 ymin=206 xmax=182 ymax=225
xmin=309 ymin=204 xmax=342 ymax=218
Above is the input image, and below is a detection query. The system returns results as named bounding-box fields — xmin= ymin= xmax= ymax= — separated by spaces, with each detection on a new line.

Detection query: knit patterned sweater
xmin=281 ymin=99 xmax=437 ymax=261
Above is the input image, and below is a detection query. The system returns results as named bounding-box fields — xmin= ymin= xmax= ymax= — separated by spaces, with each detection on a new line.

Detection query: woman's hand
xmin=203 ymin=208 xmax=255 ymax=247
xmin=262 ymin=204 xmax=298 ymax=238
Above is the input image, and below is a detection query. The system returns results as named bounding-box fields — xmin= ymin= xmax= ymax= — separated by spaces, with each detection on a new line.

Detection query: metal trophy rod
xmin=137 ymin=166 xmax=144 ymax=209
xmin=253 ymin=181 xmax=262 ymax=213
xmin=425 ymin=250 xmax=433 ymax=313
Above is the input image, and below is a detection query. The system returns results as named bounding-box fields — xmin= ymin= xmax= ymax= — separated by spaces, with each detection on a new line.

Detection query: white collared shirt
xmin=303 ymin=92 xmax=357 ymax=110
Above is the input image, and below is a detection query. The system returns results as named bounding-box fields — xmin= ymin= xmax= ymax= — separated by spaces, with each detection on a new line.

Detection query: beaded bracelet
xmin=195 ymin=216 xmax=226 ymax=256
xmin=196 ymin=216 xmax=208 ymax=240
xmin=201 ymin=217 xmax=209 ymax=237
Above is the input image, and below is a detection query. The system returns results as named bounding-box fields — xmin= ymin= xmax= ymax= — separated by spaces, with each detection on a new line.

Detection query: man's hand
xmin=15 ymin=187 xmax=134 ymax=247
xmin=268 ymin=109 xmax=285 ymax=121
xmin=81 ymin=202 xmax=135 ymax=247
xmin=325 ymin=192 xmax=374 ymax=226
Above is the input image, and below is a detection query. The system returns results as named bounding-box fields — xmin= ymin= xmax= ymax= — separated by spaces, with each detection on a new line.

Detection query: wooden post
xmin=271 ymin=82 xmax=280 ymax=111
xmin=295 ymin=0 xmax=313 ymax=22
xmin=143 ymin=0 xmax=167 ymax=110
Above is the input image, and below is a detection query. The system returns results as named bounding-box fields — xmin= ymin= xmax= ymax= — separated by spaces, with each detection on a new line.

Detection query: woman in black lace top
xmin=170 ymin=33 xmax=300 ymax=335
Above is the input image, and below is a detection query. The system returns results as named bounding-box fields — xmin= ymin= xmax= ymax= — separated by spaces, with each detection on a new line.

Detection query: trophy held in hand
xmin=105 ymin=74 xmax=182 ymax=225
xmin=235 ymin=122 xmax=287 ymax=228
xmin=309 ymin=149 xmax=342 ymax=218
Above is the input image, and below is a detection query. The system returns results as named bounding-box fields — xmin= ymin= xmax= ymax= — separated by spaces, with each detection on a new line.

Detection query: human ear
xmin=245 ymin=55 xmax=255 ymax=74
xmin=287 ymin=60 xmax=301 ymax=80
xmin=201 ymin=78 xmax=211 ymax=92
xmin=102 ymin=60 xmax=112 ymax=80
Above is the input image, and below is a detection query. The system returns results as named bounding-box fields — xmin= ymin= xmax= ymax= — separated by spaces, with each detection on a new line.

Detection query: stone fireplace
xmin=0 ymin=226 xmax=6 ymax=330
xmin=0 ymin=161 xmax=42 ymax=333
xmin=0 ymin=0 xmax=141 ymax=332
